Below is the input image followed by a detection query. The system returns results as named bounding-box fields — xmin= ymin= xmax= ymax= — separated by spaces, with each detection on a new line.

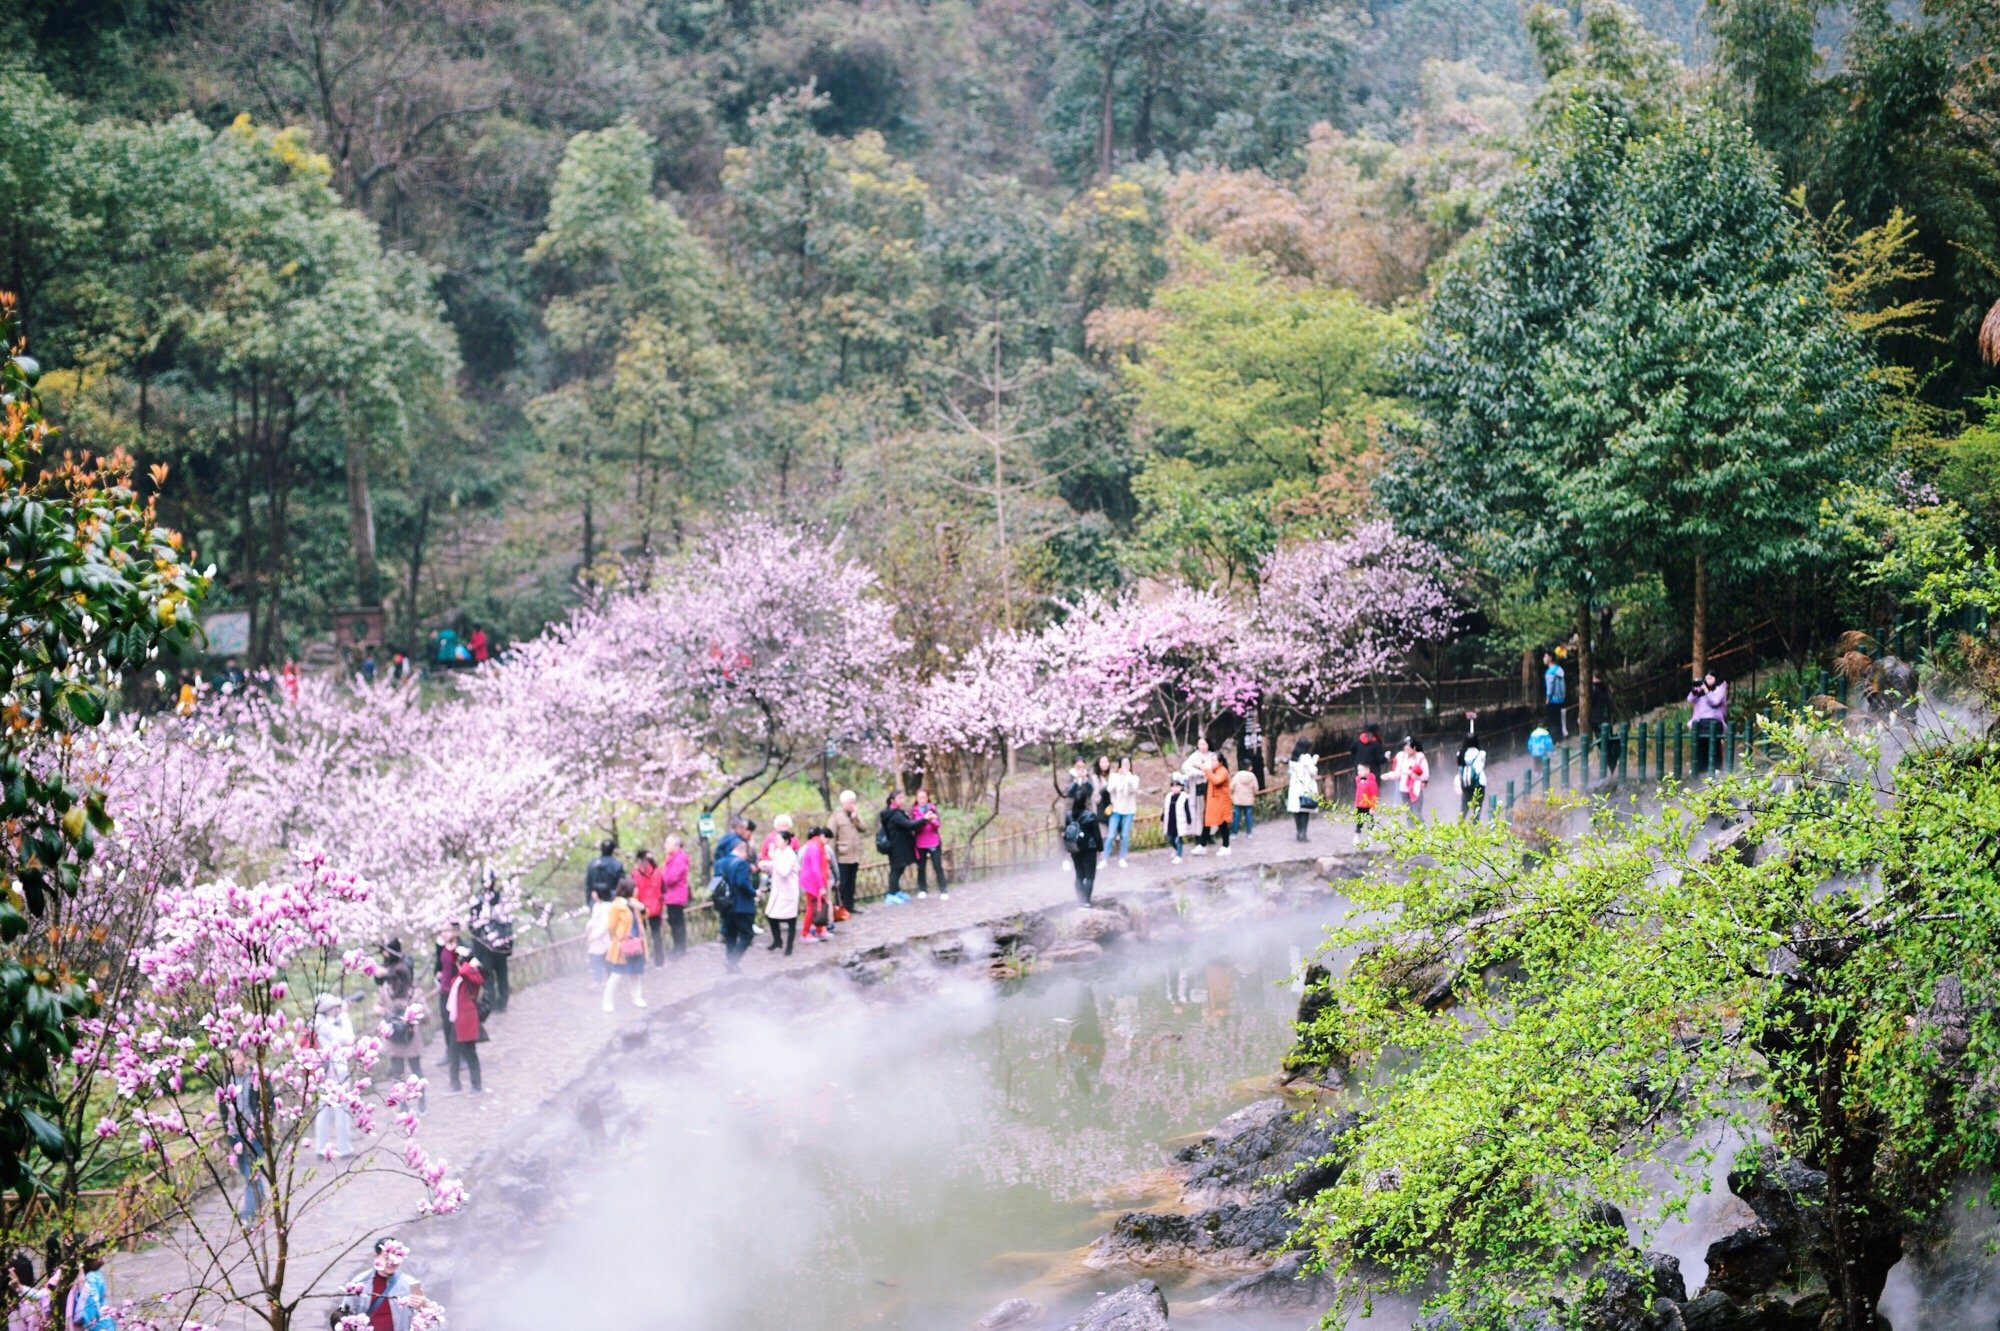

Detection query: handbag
xmin=1298 ymin=793 xmax=1319 ymax=811
xmin=617 ymin=906 xmax=645 ymax=960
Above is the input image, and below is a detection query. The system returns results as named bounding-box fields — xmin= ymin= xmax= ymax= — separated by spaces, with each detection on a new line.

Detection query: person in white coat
xmin=308 ymin=992 xmax=356 ymax=1158
xmin=1392 ymin=737 xmax=1430 ymax=815
xmin=1286 ymin=740 xmax=1320 ymax=842
xmin=761 ymin=828 xmax=803 ymax=956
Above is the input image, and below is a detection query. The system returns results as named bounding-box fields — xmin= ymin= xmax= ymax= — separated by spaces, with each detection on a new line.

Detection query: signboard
xmin=202 ymin=611 xmax=251 ymax=658
xmin=696 ymin=813 xmax=716 ymax=839
xmin=333 ymin=606 xmax=386 ymax=652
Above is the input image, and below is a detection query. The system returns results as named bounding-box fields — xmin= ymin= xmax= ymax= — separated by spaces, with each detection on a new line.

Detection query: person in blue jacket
xmin=715 ymin=840 xmax=758 ymax=972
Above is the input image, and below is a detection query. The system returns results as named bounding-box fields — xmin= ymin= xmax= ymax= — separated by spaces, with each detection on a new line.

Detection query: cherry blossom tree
xmin=98 ymin=856 xmax=460 ymax=1331
xmin=1247 ymin=521 xmax=1460 ymax=717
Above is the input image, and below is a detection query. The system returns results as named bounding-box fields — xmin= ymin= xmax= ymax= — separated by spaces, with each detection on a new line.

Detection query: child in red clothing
xmin=1354 ymin=769 xmax=1380 ymax=839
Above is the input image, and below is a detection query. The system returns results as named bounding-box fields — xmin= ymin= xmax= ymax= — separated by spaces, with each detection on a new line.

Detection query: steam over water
xmin=466 ymin=914 xmax=1330 ymax=1329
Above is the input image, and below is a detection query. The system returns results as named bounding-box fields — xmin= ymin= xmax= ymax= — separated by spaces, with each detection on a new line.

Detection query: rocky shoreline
xmin=423 ymin=854 xmax=1361 ymax=1313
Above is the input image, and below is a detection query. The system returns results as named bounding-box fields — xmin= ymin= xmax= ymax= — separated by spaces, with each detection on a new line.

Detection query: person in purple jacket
xmin=1688 ymin=672 xmax=1729 ymax=775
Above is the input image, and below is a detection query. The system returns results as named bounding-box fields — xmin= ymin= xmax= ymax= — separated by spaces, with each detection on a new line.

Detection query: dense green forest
xmin=2 ymin=0 xmax=1997 ymax=674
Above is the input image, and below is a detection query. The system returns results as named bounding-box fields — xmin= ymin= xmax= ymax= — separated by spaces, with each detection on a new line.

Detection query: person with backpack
xmin=831 ymin=791 xmax=867 ymax=916
xmin=715 ymin=839 xmax=758 ymax=971
xmin=1062 ymin=781 xmax=1107 ymax=905
xmin=444 ymin=945 xmax=486 ymax=1093
xmin=468 ymin=874 xmax=513 ymax=1013
xmin=877 ymin=792 xmax=923 ymax=903
xmin=1456 ymin=740 xmax=1487 ymax=822
xmin=1286 ymin=740 xmax=1320 ymax=842
xmin=602 ymin=879 xmax=648 ymax=1011
xmin=1543 ymin=651 xmax=1568 ymax=737
xmin=583 ymin=838 xmax=623 ymax=907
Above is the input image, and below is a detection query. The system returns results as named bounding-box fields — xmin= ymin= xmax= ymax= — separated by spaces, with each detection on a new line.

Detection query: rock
xmin=1086 ymin=1198 xmax=1293 ymax=1269
xmin=1201 ymin=1250 xmax=1327 ymax=1310
xmin=1723 ymin=1148 xmax=1828 ymax=1289
xmin=1701 ymin=1221 xmax=1789 ymax=1300
xmin=1678 ymin=1291 xmax=1755 ymax=1331
xmin=976 ymin=1297 xmax=1041 ymax=1328
xmin=1067 ymin=908 xmax=1129 ymax=943
xmin=1175 ymin=1098 xmax=1355 ymax=1203
xmin=1580 ymin=1251 xmax=1686 ymax=1331
xmin=1063 ymin=1280 xmax=1171 ymax=1330
xmin=1040 ymin=941 xmax=1105 ymax=965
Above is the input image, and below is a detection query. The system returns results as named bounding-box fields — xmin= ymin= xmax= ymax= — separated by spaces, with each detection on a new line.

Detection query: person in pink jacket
xmin=799 ymin=826 xmax=832 ymax=941
xmin=911 ymin=787 xmax=947 ymax=900
xmin=658 ymin=834 xmax=690 ymax=961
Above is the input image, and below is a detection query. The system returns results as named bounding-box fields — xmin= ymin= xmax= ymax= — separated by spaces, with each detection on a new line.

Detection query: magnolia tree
xmin=1248 ymin=522 xmax=1460 ymax=719
xmin=100 ymin=857 xmax=460 ymax=1331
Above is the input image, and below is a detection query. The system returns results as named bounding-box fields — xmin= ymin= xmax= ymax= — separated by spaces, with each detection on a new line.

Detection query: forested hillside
xmin=3 ymin=0 xmax=1997 ymax=674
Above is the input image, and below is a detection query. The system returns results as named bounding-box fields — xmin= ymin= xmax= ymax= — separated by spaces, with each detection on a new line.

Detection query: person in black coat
xmin=1353 ymin=728 xmax=1387 ymax=780
xmin=1064 ymin=781 xmax=1107 ymax=906
xmin=878 ymin=793 xmax=924 ymax=900
xmin=583 ymin=838 xmax=623 ymax=906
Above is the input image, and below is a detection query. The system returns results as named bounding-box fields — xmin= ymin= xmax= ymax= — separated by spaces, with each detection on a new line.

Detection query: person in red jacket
xmin=443 ymin=945 xmax=486 ymax=1094
xmin=631 ymin=849 xmax=666 ymax=965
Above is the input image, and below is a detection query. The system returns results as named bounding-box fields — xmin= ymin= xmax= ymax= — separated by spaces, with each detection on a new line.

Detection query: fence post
xmin=1506 ymin=779 xmax=1517 ymax=812
xmin=1636 ymin=720 xmax=1648 ymax=777
xmin=1727 ymin=722 xmax=1737 ymax=772
xmin=1673 ymin=722 xmax=1684 ymax=780
xmin=1562 ymin=745 xmax=1573 ymax=790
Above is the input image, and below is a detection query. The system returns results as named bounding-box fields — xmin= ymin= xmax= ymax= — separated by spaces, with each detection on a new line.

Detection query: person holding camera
xmin=1688 ymin=672 xmax=1729 ymax=775
xmin=442 ymin=945 xmax=487 ymax=1094
xmin=375 ymin=940 xmax=426 ymax=1112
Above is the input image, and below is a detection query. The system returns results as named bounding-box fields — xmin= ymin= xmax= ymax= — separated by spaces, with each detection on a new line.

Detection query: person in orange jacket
xmin=1202 ymin=755 xmax=1235 ymax=856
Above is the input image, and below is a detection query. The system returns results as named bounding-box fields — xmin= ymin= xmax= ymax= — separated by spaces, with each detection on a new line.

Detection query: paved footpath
xmin=108 ymin=817 xmax=1354 ymax=1326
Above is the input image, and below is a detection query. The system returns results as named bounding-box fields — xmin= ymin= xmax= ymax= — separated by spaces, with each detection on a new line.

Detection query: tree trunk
xmin=580 ymin=491 xmax=595 ymax=581
xmin=403 ymin=491 xmax=432 ymax=651
xmin=342 ymin=400 xmax=380 ymax=607
xmin=1521 ymin=646 xmax=1537 ymax=708
xmin=1096 ymin=49 xmax=1118 ymax=179
xmin=1692 ymin=551 xmax=1708 ymax=679
xmin=1575 ymin=598 xmax=1594 ymax=734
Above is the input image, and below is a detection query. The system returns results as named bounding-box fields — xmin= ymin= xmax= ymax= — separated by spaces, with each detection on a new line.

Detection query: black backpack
xmin=1061 ymin=815 xmax=1085 ymax=853
xmin=586 ymin=856 xmax=621 ymax=899
xmin=875 ymin=811 xmax=893 ymax=856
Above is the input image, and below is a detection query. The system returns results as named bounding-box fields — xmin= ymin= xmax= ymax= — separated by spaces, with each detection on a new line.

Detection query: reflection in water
xmin=465 ymin=914 xmax=1326 ymax=1331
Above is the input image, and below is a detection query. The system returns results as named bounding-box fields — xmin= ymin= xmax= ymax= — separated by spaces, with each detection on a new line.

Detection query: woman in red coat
xmin=444 ymin=945 xmax=487 ymax=1093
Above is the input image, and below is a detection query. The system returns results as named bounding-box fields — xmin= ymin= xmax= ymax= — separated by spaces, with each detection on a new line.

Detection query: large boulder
xmin=1700 ymin=1221 xmax=1789 ymax=1300
xmin=1579 ymin=1251 xmax=1687 ymax=1331
xmin=1086 ymin=1198 xmax=1294 ymax=1269
xmin=1175 ymin=1098 xmax=1355 ymax=1203
xmin=1067 ymin=907 xmax=1130 ymax=943
xmin=1063 ymin=1280 xmax=1172 ymax=1330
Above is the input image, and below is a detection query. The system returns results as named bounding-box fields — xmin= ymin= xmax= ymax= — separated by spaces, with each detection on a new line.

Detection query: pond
xmin=461 ymin=909 xmax=1360 ymax=1329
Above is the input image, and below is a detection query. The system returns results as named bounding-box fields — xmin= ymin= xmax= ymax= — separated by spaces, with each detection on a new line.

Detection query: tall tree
xmin=527 ymin=120 xmax=738 ymax=575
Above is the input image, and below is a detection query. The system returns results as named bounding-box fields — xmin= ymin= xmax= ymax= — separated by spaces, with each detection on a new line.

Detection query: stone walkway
xmin=106 ymin=815 xmax=1352 ymax=1326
